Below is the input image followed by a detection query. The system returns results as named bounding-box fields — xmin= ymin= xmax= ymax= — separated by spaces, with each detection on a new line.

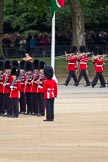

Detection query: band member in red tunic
xmin=77 ymin=46 xmax=90 ymax=86
xmin=3 ymin=60 xmax=13 ymax=117
xmin=31 ymin=59 xmax=40 ymax=115
xmin=37 ymin=61 xmax=46 ymax=116
xmin=9 ymin=67 xmax=21 ymax=118
xmin=18 ymin=60 xmax=26 ymax=114
xmin=43 ymin=65 xmax=58 ymax=121
xmin=91 ymin=50 xmax=106 ymax=88
xmin=24 ymin=61 xmax=33 ymax=114
xmin=0 ymin=61 xmax=4 ymax=115
xmin=64 ymin=46 xmax=78 ymax=86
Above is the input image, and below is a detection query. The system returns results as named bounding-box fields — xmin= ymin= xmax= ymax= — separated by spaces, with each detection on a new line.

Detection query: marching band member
xmin=3 ymin=60 xmax=13 ymax=117
xmin=37 ymin=61 xmax=46 ymax=116
xmin=9 ymin=67 xmax=21 ymax=118
xmin=43 ymin=65 xmax=58 ymax=122
xmin=77 ymin=46 xmax=90 ymax=86
xmin=24 ymin=61 xmax=33 ymax=114
xmin=0 ymin=61 xmax=4 ymax=115
xmin=18 ymin=60 xmax=26 ymax=114
xmin=63 ymin=46 xmax=78 ymax=86
xmin=31 ymin=59 xmax=40 ymax=115
xmin=91 ymin=50 xmax=106 ymax=88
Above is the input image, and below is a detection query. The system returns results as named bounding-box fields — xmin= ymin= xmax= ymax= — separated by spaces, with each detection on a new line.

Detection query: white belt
xmin=47 ymin=88 xmax=54 ymax=91
xmin=80 ymin=62 xmax=87 ymax=64
xmin=96 ymin=65 xmax=102 ymax=67
xmin=68 ymin=63 xmax=75 ymax=65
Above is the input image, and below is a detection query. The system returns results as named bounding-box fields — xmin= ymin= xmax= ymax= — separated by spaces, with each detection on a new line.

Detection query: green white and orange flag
xmin=51 ymin=0 xmax=65 ymax=16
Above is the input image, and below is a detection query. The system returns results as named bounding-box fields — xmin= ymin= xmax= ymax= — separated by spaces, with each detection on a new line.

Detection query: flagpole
xmin=51 ymin=11 xmax=58 ymax=83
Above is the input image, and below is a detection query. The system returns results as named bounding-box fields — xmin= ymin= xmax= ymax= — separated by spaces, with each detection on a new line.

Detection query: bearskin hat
xmin=44 ymin=65 xmax=53 ymax=79
xmin=0 ymin=60 xmax=4 ymax=71
xmin=39 ymin=61 xmax=46 ymax=69
xmin=80 ymin=46 xmax=87 ymax=53
xmin=11 ymin=67 xmax=19 ymax=76
xmin=33 ymin=59 xmax=39 ymax=69
xmin=24 ymin=61 xmax=33 ymax=72
xmin=19 ymin=60 xmax=25 ymax=69
xmin=4 ymin=60 xmax=11 ymax=69
xmin=70 ymin=46 xmax=78 ymax=53
xmin=11 ymin=60 xmax=19 ymax=68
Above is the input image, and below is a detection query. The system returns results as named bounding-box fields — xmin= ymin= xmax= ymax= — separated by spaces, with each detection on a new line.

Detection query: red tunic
xmin=31 ymin=73 xmax=39 ymax=93
xmin=37 ymin=74 xmax=46 ymax=93
xmin=43 ymin=79 xmax=58 ymax=99
xmin=18 ymin=74 xmax=26 ymax=92
xmin=93 ymin=58 xmax=104 ymax=72
xmin=3 ymin=73 xmax=13 ymax=94
xmin=0 ymin=73 xmax=4 ymax=93
xmin=9 ymin=80 xmax=21 ymax=98
xmin=24 ymin=73 xmax=32 ymax=93
xmin=67 ymin=56 xmax=77 ymax=71
xmin=78 ymin=55 xmax=88 ymax=70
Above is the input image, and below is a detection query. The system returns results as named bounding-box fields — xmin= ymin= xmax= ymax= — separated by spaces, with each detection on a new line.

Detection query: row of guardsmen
xmin=0 ymin=59 xmax=58 ymax=121
xmin=64 ymin=46 xmax=106 ymax=88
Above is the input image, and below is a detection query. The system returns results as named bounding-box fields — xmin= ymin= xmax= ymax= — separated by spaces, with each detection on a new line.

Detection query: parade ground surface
xmin=0 ymin=84 xmax=108 ymax=162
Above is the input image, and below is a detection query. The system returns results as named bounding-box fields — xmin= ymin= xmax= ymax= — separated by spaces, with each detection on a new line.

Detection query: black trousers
xmin=38 ymin=93 xmax=45 ymax=115
xmin=25 ymin=93 xmax=32 ymax=113
xmin=46 ymin=98 xmax=54 ymax=121
xmin=11 ymin=98 xmax=19 ymax=117
xmin=31 ymin=93 xmax=39 ymax=114
xmin=92 ymin=72 xmax=106 ymax=86
xmin=77 ymin=70 xmax=90 ymax=85
xmin=4 ymin=93 xmax=11 ymax=115
xmin=19 ymin=92 xmax=26 ymax=113
xmin=65 ymin=70 xmax=77 ymax=85
xmin=0 ymin=93 xmax=4 ymax=114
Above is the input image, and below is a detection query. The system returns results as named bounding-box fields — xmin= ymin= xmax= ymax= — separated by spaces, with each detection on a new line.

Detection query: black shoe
xmin=43 ymin=119 xmax=51 ymax=122
xmin=100 ymin=85 xmax=106 ymax=88
xmin=63 ymin=82 xmax=68 ymax=86
xmin=84 ymin=84 xmax=90 ymax=87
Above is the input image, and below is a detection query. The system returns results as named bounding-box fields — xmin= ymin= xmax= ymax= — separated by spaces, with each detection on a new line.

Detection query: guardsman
xmin=18 ymin=60 xmax=26 ymax=114
xmin=37 ymin=61 xmax=46 ymax=116
xmin=63 ymin=46 xmax=78 ymax=86
xmin=3 ymin=60 xmax=13 ymax=117
xmin=24 ymin=61 xmax=33 ymax=114
xmin=91 ymin=49 xmax=106 ymax=88
xmin=0 ymin=61 xmax=4 ymax=115
xmin=43 ymin=65 xmax=58 ymax=122
xmin=31 ymin=59 xmax=40 ymax=115
xmin=9 ymin=67 xmax=21 ymax=118
xmin=77 ymin=46 xmax=90 ymax=86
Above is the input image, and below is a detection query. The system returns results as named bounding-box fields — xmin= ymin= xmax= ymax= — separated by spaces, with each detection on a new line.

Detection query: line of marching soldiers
xmin=0 ymin=59 xmax=57 ymax=121
xmin=64 ymin=46 xmax=106 ymax=88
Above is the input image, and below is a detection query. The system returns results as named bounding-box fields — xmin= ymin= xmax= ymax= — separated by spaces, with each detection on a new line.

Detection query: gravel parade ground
xmin=0 ymin=85 xmax=108 ymax=162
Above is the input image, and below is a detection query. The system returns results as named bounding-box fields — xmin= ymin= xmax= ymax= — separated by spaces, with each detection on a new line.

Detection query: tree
xmin=70 ymin=0 xmax=85 ymax=49
xmin=0 ymin=0 xmax=4 ymax=59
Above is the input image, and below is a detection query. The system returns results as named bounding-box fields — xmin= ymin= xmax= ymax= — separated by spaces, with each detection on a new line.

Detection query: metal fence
xmin=2 ymin=44 xmax=108 ymax=58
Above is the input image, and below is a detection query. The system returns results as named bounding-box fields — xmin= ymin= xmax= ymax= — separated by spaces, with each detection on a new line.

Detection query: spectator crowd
xmin=1 ymin=31 xmax=108 ymax=58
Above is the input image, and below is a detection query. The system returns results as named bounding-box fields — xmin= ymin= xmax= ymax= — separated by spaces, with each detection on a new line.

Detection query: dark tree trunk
xmin=70 ymin=0 xmax=85 ymax=50
xmin=0 ymin=0 xmax=5 ymax=60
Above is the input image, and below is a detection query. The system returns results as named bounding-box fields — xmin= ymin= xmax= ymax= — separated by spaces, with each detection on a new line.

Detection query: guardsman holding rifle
xmin=77 ymin=46 xmax=90 ymax=86
xmin=3 ymin=60 xmax=13 ymax=117
xmin=63 ymin=46 xmax=78 ymax=86
xmin=91 ymin=49 xmax=106 ymax=88
xmin=24 ymin=61 xmax=33 ymax=114
xmin=18 ymin=60 xmax=26 ymax=114
xmin=9 ymin=67 xmax=21 ymax=118
xmin=0 ymin=61 xmax=4 ymax=115
xmin=31 ymin=59 xmax=40 ymax=115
